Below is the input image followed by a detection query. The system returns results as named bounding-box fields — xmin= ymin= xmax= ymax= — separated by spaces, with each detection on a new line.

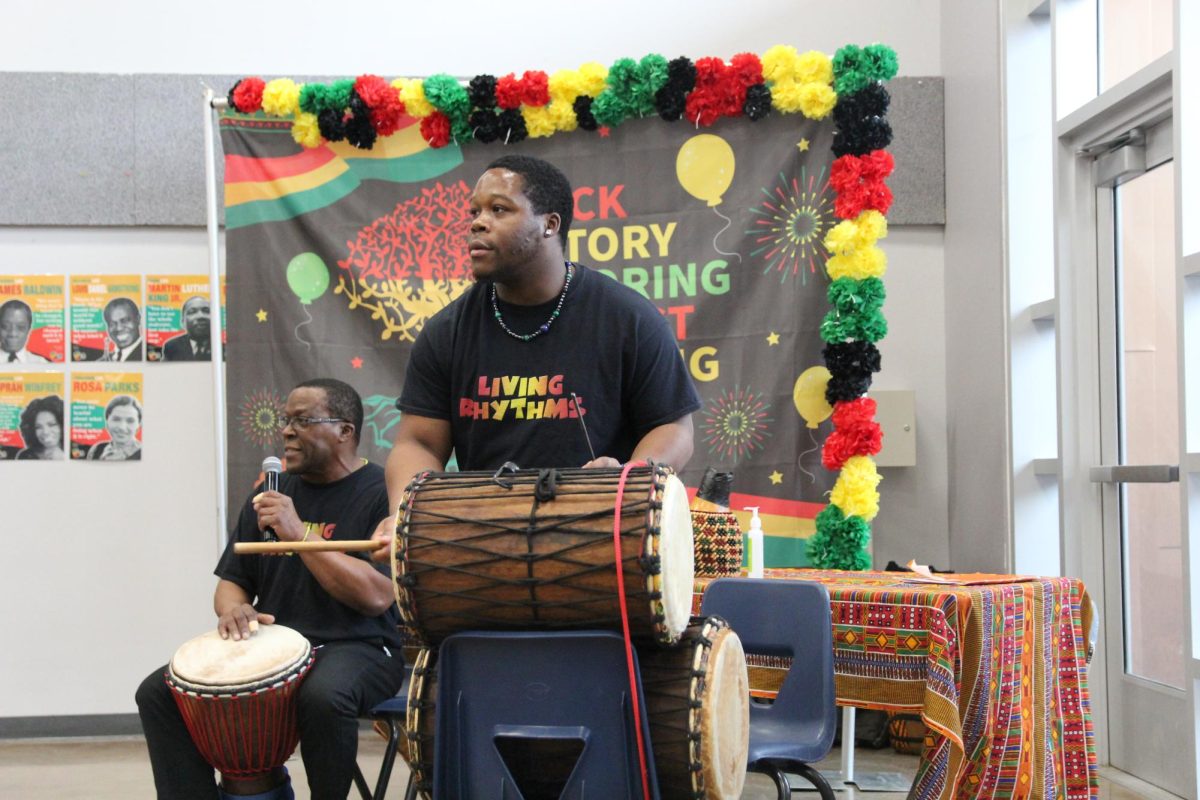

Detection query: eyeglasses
xmin=280 ymin=415 xmax=345 ymax=430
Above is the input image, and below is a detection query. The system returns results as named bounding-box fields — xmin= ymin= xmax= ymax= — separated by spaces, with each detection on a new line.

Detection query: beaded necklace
xmin=490 ymin=261 xmax=574 ymax=342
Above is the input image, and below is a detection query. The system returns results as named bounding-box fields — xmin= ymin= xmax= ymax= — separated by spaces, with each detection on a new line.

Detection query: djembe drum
xmin=395 ymin=618 xmax=749 ymax=799
xmin=166 ymin=624 xmax=314 ymax=794
xmin=636 ymin=616 xmax=749 ymax=799
xmin=391 ymin=463 xmax=694 ymax=646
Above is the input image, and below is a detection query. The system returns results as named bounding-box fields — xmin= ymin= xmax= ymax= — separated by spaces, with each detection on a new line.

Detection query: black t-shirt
xmin=215 ymin=463 xmax=402 ymax=648
xmin=399 ymin=263 xmax=701 ymax=471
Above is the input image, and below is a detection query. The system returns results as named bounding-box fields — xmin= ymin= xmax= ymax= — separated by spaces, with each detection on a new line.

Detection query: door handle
xmin=1088 ymin=464 xmax=1179 ymax=483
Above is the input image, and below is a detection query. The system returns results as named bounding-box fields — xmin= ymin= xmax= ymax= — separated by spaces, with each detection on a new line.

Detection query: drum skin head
xmin=659 ymin=473 xmax=695 ymax=640
xmin=701 ymin=627 xmax=749 ymax=798
xmin=170 ymin=624 xmax=310 ymax=688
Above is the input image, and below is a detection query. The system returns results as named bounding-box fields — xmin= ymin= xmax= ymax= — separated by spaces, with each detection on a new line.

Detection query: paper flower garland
xmin=807 ymin=43 xmax=897 ymax=571
xmin=225 ymin=44 xmax=882 ymax=149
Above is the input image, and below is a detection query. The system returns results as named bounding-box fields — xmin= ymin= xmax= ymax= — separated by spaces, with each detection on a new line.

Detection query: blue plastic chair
xmin=433 ymin=631 xmax=659 ymax=800
xmin=701 ymin=578 xmax=837 ymax=800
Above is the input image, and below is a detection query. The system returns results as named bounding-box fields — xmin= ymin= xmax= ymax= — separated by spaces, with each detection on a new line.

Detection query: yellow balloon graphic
xmin=793 ymin=366 xmax=833 ymax=429
xmin=676 ymin=134 xmax=735 ymax=207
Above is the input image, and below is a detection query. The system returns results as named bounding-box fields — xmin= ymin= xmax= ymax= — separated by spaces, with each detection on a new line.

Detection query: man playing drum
xmin=136 ymin=378 xmax=405 ymax=800
xmin=372 ymin=154 xmax=702 ymax=548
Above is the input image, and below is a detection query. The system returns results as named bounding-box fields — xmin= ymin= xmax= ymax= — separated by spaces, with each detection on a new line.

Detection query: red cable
xmin=613 ymin=459 xmax=652 ymax=800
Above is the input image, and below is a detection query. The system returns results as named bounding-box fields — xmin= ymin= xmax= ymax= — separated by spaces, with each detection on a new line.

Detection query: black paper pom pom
xmin=497 ymin=108 xmax=527 ymax=143
xmin=743 ymin=83 xmax=772 ymax=121
xmin=832 ymin=117 xmax=893 ymax=157
xmin=823 ymin=341 xmax=882 ymax=403
xmin=344 ymin=92 xmax=376 ymax=150
xmin=573 ymin=96 xmax=598 ymax=131
xmin=468 ymin=75 xmax=498 ymax=110
xmin=470 ymin=109 xmax=501 ymax=143
xmin=317 ymin=108 xmax=347 ymax=142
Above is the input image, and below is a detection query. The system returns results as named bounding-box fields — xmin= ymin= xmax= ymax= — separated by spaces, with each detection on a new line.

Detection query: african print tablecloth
xmin=694 ymin=569 xmax=1098 ymax=800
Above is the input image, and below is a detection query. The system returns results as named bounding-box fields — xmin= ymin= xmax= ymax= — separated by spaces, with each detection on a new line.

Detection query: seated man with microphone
xmin=136 ymin=378 xmax=404 ymax=800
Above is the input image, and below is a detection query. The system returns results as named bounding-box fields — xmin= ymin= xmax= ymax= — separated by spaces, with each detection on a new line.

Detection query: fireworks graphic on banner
xmin=238 ymin=388 xmax=286 ymax=449
xmin=701 ymin=385 xmax=774 ymax=464
xmin=747 ymin=168 xmax=833 ymax=285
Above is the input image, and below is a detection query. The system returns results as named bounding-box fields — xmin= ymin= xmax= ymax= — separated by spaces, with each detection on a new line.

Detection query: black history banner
xmin=221 ymin=111 xmax=839 ymax=564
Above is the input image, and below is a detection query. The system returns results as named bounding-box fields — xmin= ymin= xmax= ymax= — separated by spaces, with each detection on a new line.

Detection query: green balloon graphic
xmin=286 ymin=252 xmax=330 ymax=305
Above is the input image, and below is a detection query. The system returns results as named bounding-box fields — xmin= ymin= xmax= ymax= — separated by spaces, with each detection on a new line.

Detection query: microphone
xmin=261 ymin=456 xmax=282 ymax=541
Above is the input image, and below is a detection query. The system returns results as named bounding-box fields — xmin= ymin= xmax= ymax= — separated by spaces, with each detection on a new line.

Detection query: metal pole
xmin=203 ymin=88 xmax=228 ymax=556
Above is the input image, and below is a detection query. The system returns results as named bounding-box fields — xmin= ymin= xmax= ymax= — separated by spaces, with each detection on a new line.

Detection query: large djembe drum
xmin=166 ymin=624 xmax=314 ymax=792
xmin=390 ymin=463 xmax=695 ymax=646
xmin=398 ymin=617 xmax=749 ymax=800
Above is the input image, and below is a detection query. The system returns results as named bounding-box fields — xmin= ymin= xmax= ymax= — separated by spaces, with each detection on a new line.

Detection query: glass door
xmin=1093 ymin=142 xmax=1190 ymax=793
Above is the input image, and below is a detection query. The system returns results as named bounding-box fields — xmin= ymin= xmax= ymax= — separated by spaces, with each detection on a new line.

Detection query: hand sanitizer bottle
xmin=744 ymin=506 xmax=764 ymax=579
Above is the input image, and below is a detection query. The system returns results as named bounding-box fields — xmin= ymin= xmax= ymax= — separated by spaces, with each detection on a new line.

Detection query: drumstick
xmin=234 ymin=540 xmax=386 ymax=554
xmin=570 ymin=392 xmax=597 ymax=463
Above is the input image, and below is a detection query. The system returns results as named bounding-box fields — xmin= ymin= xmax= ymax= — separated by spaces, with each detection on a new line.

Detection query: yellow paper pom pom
xmin=549 ymin=69 xmax=585 ymax=102
xmin=856 ymin=209 xmax=888 ymax=242
xmin=291 ymin=112 xmax=322 ymax=148
xmin=577 ymin=62 xmax=609 ymax=97
xmin=824 ymin=218 xmax=860 ymax=256
xmin=396 ymin=78 xmax=434 ymax=118
xmin=830 ymin=455 xmax=881 ymax=521
xmin=795 ymin=51 xmax=833 ymax=85
xmin=769 ymin=79 xmax=805 ymax=113
xmin=826 ymin=247 xmax=887 ymax=281
xmin=548 ymin=101 xmax=579 ymax=132
xmin=262 ymin=78 xmax=301 ymax=118
xmin=762 ymin=45 xmax=800 ymax=83
xmin=798 ymin=83 xmax=837 ymax=120
xmin=522 ymin=105 xmax=557 ymax=138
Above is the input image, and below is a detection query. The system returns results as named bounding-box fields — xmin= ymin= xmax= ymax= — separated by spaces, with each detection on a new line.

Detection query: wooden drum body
xmin=391 ymin=464 xmax=694 ymax=645
xmin=637 ymin=616 xmax=749 ymax=799
xmin=166 ymin=624 xmax=314 ymax=782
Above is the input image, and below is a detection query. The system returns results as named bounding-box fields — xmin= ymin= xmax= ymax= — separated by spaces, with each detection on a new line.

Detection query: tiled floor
xmin=0 ymin=733 xmax=1177 ymax=799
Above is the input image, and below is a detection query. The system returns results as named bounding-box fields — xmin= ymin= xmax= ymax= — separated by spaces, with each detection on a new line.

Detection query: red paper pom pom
xmin=496 ymin=73 xmax=523 ymax=110
xmin=354 ymin=74 xmax=393 ymax=109
xmin=730 ymin=52 xmax=764 ymax=88
xmin=686 ymin=57 xmax=730 ymax=127
xmin=232 ymin=77 xmax=266 ymax=113
xmin=822 ymin=397 xmax=883 ymax=470
xmin=420 ymin=112 xmax=452 ymax=147
xmin=521 ymin=70 xmax=550 ymax=106
xmin=830 ymin=152 xmax=895 ymax=219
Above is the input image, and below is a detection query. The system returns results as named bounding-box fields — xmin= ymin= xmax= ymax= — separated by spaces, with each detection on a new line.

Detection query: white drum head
xmin=657 ymin=473 xmax=695 ymax=640
xmin=170 ymin=624 xmax=310 ymax=689
xmin=702 ymin=627 xmax=750 ymax=798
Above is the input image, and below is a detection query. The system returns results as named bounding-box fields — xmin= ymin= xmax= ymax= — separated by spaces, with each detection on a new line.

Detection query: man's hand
xmin=253 ymin=491 xmax=305 ymax=542
xmin=217 ymin=603 xmax=275 ymax=641
xmin=369 ymin=514 xmax=397 ymax=564
xmin=582 ymin=456 xmax=622 ymax=469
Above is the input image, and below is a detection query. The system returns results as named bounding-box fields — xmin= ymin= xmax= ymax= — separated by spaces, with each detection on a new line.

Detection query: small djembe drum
xmin=166 ymin=624 xmax=314 ymax=794
xmin=636 ymin=616 xmax=749 ymax=799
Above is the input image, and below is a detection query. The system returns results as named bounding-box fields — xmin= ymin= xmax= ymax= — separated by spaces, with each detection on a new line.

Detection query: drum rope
xmin=613 ymin=460 xmax=652 ymax=800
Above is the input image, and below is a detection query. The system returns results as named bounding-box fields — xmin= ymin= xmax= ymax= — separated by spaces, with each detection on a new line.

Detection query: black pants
xmin=136 ymin=640 xmax=405 ymax=800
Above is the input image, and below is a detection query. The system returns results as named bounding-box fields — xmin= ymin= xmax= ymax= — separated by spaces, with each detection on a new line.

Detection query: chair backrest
xmin=433 ymin=630 xmax=658 ymax=800
xmin=700 ymin=578 xmax=836 ymax=753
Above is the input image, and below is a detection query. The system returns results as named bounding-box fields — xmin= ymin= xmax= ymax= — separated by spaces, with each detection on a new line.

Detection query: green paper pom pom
xmin=631 ymin=54 xmax=670 ymax=116
xmin=863 ymin=44 xmax=899 ymax=82
xmin=328 ymin=79 xmax=355 ymax=111
xmin=591 ymin=91 xmax=630 ymax=127
xmin=808 ymin=503 xmax=872 ymax=570
xmin=298 ymin=83 xmax=323 ymax=115
xmin=424 ymin=73 xmax=471 ymax=119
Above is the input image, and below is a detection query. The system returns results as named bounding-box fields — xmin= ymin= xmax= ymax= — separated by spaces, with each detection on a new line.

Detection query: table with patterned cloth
xmin=693 ymin=569 xmax=1098 ymax=800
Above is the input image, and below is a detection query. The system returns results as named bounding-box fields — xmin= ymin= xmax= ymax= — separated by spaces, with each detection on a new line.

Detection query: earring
xmin=544 ymin=230 xmax=552 ymax=237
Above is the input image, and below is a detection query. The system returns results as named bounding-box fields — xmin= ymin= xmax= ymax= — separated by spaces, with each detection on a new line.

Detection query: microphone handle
xmin=263 ymin=470 xmax=280 ymax=541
